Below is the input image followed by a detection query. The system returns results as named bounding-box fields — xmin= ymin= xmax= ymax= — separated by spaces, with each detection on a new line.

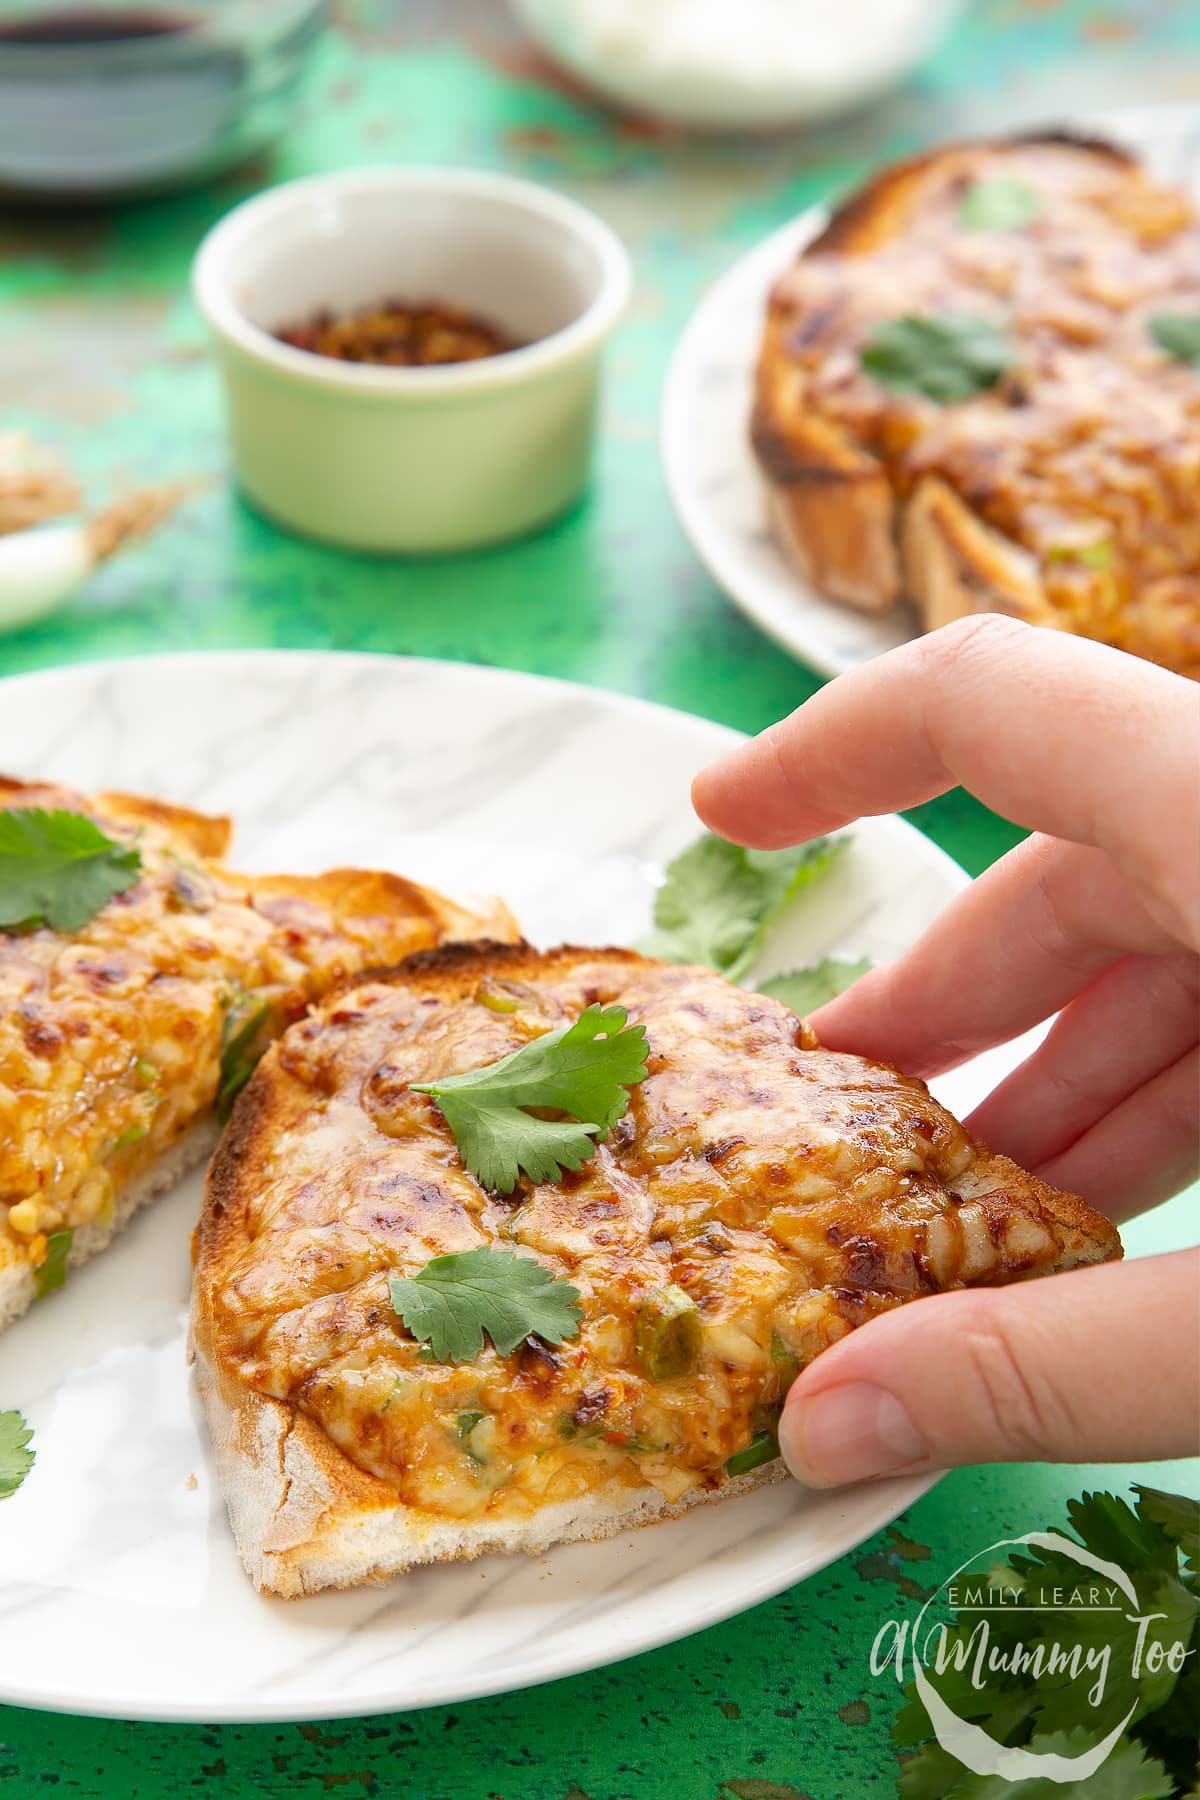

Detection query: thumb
xmin=778 ymin=1250 xmax=1200 ymax=1485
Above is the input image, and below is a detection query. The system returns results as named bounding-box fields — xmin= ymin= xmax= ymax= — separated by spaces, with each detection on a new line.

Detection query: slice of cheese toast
xmin=191 ymin=941 xmax=1120 ymax=1597
xmin=0 ymin=777 xmax=517 ymax=1330
xmin=752 ymin=132 xmax=1200 ymax=675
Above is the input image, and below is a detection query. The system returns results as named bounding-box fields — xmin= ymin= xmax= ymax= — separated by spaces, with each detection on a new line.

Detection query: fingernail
xmin=779 ymin=1383 xmax=928 ymax=1487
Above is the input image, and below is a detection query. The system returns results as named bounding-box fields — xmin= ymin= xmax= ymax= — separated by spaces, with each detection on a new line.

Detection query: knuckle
xmin=1021 ymin=842 xmax=1121 ymax=979
xmin=1160 ymin=1046 xmax=1200 ymax=1144
xmin=917 ymin=612 xmax=1032 ymax=686
xmin=955 ymin=1298 xmax=1075 ymax=1462
xmin=763 ymin=717 xmax=811 ymax=812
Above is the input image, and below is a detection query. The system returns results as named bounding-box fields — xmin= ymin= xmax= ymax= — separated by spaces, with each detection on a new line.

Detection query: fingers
xmin=965 ymin=952 xmax=1200 ymax=1196
xmin=807 ymin=833 xmax=1177 ymax=1078
xmin=692 ymin=616 xmax=1200 ymax=948
xmin=777 ymin=1250 xmax=1200 ymax=1484
xmin=1034 ymin=1047 xmax=1200 ymax=1219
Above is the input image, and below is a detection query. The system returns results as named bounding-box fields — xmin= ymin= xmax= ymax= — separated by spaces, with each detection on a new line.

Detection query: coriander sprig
xmin=0 ymin=1410 xmax=34 ymax=1500
xmin=891 ymin=1487 xmax=1200 ymax=1798
xmin=0 ymin=807 xmax=141 ymax=933
xmin=1148 ymin=313 xmax=1200 ymax=368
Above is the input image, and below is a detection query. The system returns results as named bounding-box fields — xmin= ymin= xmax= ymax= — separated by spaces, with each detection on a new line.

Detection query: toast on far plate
xmin=0 ymin=777 xmax=517 ymax=1330
xmin=191 ymin=941 xmax=1120 ymax=1598
xmin=752 ymin=132 xmax=1200 ymax=676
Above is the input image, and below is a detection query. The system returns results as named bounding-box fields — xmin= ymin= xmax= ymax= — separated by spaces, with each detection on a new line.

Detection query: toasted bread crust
xmin=193 ymin=942 xmax=1119 ymax=1597
xmin=752 ymin=133 xmax=1200 ymax=674
xmin=803 ymin=130 xmax=1134 ymax=260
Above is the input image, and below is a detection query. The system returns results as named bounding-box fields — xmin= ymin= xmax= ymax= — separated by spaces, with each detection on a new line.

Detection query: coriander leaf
xmin=940 ymin=1731 xmax=1173 ymax=1799
xmin=641 ymin=830 xmax=846 ymax=981
xmin=1137 ymin=1651 xmax=1200 ymax=1789
xmin=861 ymin=312 xmax=1013 ymax=404
xmin=35 ymin=1227 xmax=73 ymax=1299
xmin=432 ymin=1095 xmax=603 ymax=1194
xmin=758 ymin=956 xmax=872 ymax=1014
xmin=388 ymin=1246 xmax=582 ymax=1363
xmin=412 ymin=1003 xmax=648 ymax=1194
xmin=1135 ymin=1486 xmax=1200 ymax=1581
xmin=1068 ymin=1491 xmax=1179 ymax=1576
xmin=897 ymin=1741 xmax=965 ymax=1800
xmin=733 ymin=839 xmax=846 ymax=979
xmin=0 ymin=808 xmax=141 ymax=934
xmin=1148 ymin=313 xmax=1200 ymax=367
xmin=641 ymin=834 xmax=767 ymax=974
xmin=1024 ymin=1570 xmax=1195 ymax=1736
xmin=958 ymin=175 xmax=1042 ymax=231
xmin=0 ymin=1410 xmax=34 ymax=1499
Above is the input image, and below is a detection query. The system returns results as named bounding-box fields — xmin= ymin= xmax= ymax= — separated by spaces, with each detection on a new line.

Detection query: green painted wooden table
xmin=1 ymin=2 xmax=1197 ymax=1794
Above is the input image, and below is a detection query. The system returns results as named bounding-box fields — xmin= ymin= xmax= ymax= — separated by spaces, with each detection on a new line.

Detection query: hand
xmin=692 ymin=615 xmax=1200 ymax=1483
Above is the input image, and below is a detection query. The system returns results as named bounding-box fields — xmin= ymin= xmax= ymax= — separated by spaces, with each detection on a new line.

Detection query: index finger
xmin=691 ymin=617 xmax=1199 ymax=921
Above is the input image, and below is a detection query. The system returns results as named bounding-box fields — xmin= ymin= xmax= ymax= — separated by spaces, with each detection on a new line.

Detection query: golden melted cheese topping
xmin=210 ymin=956 xmax=1089 ymax=1523
xmin=0 ymin=781 xmax=490 ymax=1276
xmin=766 ymin=140 xmax=1200 ymax=670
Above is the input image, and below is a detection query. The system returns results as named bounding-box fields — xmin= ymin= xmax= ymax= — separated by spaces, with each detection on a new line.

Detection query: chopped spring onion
xmin=34 ymin=1227 xmax=73 ymax=1300
xmin=634 ymin=1284 xmax=703 ymax=1382
xmin=725 ymin=1430 xmax=780 ymax=1478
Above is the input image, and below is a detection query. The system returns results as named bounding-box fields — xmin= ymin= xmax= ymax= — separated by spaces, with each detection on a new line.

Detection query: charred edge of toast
xmin=327 ymin=937 xmax=653 ymax=1000
xmin=345 ymin=936 xmax=537 ymax=991
xmin=807 ymin=128 xmax=1133 ymax=256
xmin=749 ymin=404 xmax=877 ymax=488
xmin=307 ymin=944 xmax=1122 ymax=1266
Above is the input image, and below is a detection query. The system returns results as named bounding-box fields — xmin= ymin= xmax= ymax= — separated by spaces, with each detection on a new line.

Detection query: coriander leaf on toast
xmin=860 ymin=311 xmax=1014 ymax=404
xmin=388 ymin=1247 xmax=582 ymax=1363
xmin=412 ymin=1002 xmax=648 ymax=1193
xmin=0 ymin=807 xmax=141 ymax=932
xmin=958 ymin=174 xmax=1042 ymax=230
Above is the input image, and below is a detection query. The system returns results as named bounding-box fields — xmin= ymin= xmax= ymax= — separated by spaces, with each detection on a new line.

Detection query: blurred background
xmin=1 ymin=2 xmax=1198 ymax=858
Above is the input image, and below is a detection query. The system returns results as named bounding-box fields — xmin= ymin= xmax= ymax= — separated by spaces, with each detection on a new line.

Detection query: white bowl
xmin=510 ymin=0 xmax=966 ymax=132
xmin=192 ymin=167 xmax=632 ymax=552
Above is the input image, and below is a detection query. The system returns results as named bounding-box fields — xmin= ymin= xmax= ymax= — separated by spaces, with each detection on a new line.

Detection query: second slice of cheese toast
xmin=0 ymin=776 xmax=517 ymax=1330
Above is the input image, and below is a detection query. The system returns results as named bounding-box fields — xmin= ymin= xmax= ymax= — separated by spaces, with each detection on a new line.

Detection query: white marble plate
xmin=0 ymin=650 xmax=977 ymax=1723
xmin=661 ymin=105 xmax=1200 ymax=678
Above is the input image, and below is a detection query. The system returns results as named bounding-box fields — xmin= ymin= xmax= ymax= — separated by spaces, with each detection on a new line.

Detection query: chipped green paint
xmin=720 ymin=1783 xmax=815 ymax=1800
xmin=854 ymin=1526 xmax=938 ymax=1604
xmin=835 ymin=1702 xmax=871 ymax=1729
xmin=0 ymin=3 xmax=1197 ymax=1797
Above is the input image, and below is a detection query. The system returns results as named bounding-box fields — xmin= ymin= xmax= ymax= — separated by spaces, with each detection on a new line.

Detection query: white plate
xmin=662 ymin=105 xmax=1200 ymax=678
xmin=0 ymin=649 xmax=979 ymax=1724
